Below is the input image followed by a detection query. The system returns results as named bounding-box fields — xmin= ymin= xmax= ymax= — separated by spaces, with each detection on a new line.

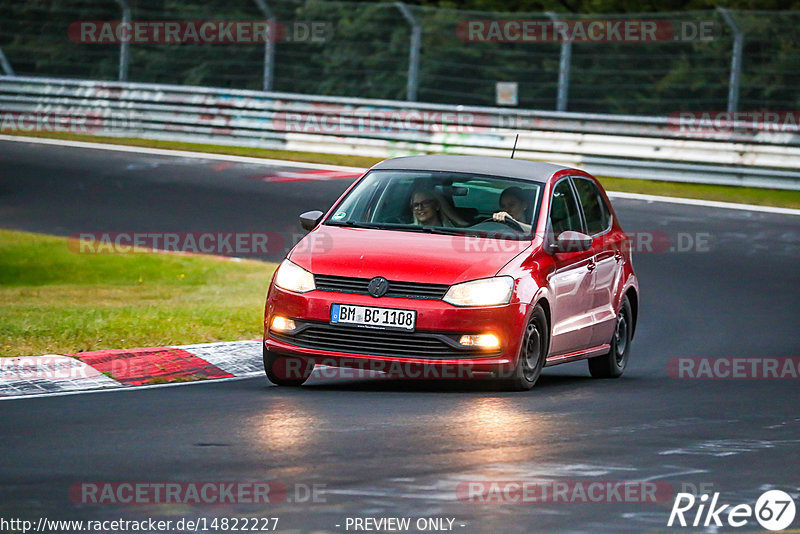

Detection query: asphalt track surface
xmin=1 ymin=139 xmax=799 ymax=533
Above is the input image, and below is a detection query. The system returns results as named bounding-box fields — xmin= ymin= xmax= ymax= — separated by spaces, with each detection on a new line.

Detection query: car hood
xmin=288 ymin=226 xmax=531 ymax=285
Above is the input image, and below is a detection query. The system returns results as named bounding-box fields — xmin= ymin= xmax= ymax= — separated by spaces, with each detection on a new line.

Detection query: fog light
xmin=459 ymin=334 xmax=500 ymax=349
xmin=271 ymin=316 xmax=296 ymax=333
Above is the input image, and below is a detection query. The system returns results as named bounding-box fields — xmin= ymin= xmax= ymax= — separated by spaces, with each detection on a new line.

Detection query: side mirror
xmin=553 ymin=230 xmax=592 ymax=253
xmin=299 ymin=210 xmax=324 ymax=232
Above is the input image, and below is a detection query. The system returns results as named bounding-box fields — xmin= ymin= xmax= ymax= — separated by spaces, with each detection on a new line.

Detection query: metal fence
xmin=3 ymin=76 xmax=799 ymax=189
xmin=1 ymin=1 xmax=798 ymax=116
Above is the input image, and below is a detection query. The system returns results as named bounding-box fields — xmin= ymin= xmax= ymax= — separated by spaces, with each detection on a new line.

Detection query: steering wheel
xmin=479 ymin=216 xmax=524 ymax=232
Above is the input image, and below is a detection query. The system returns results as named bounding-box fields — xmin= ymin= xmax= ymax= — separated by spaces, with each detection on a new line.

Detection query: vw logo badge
xmin=368 ymin=276 xmax=389 ymax=297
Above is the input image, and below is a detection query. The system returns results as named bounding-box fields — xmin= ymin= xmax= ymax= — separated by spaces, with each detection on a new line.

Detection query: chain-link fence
xmin=1 ymin=1 xmax=798 ymax=115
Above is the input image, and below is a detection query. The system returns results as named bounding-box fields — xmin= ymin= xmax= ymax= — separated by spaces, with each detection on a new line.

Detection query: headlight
xmin=274 ymin=259 xmax=315 ymax=293
xmin=443 ymin=276 xmax=514 ymax=307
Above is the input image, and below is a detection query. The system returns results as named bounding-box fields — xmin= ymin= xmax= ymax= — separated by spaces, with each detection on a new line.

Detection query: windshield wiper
xmin=418 ymin=226 xmax=481 ymax=236
xmin=325 ymin=221 xmax=428 ymax=232
xmin=324 ymin=221 xmax=385 ymax=229
xmin=325 ymin=221 xmax=482 ymax=237
xmin=369 ymin=223 xmax=462 ymax=234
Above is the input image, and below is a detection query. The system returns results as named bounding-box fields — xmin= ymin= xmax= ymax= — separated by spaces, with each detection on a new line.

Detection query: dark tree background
xmin=1 ymin=0 xmax=798 ymax=113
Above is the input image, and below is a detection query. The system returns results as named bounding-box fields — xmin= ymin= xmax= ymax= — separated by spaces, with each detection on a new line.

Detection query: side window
xmin=550 ymin=179 xmax=582 ymax=237
xmin=572 ymin=177 xmax=611 ymax=235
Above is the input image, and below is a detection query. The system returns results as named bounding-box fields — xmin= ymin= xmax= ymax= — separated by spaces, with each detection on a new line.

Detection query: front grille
xmin=314 ymin=274 xmax=449 ymax=300
xmin=271 ymin=322 xmax=499 ymax=359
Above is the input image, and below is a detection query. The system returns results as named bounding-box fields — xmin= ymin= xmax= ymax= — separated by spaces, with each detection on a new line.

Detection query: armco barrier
xmin=1 ymin=76 xmax=799 ymax=190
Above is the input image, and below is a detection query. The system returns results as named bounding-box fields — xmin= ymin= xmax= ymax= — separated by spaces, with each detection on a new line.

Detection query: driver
xmin=492 ymin=186 xmax=532 ymax=232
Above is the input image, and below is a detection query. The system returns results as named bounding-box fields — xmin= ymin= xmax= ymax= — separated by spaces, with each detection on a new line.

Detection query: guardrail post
xmin=546 ymin=12 xmax=572 ymax=112
xmin=114 ymin=0 xmax=131 ymax=81
xmin=0 ymin=47 xmax=14 ymax=76
xmin=718 ymin=8 xmax=743 ymax=113
xmin=253 ymin=0 xmax=276 ymax=91
xmin=395 ymin=2 xmax=421 ymax=102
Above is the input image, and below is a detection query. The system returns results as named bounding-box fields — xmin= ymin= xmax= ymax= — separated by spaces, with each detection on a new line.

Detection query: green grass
xmin=0 ymin=229 xmax=276 ymax=357
xmin=5 ymin=130 xmax=799 ymax=209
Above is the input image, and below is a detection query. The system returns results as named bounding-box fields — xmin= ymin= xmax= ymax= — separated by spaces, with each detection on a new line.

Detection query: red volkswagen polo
xmin=263 ymin=155 xmax=638 ymax=390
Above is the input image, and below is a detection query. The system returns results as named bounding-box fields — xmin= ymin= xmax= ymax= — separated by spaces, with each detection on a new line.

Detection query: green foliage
xmin=0 ymin=0 xmax=797 ymax=113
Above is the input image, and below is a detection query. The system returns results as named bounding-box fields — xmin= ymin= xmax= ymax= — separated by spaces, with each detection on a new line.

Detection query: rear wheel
xmin=500 ymin=305 xmax=548 ymax=391
xmin=588 ymin=295 xmax=632 ymax=378
xmin=263 ymin=346 xmax=314 ymax=386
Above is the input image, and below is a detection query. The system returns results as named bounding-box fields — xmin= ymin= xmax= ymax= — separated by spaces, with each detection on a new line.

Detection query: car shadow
xmin=290 ymin=371 xmax=594 ymax=394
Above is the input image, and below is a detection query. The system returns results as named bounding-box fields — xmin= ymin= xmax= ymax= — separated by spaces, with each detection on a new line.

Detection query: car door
xmin=572 ymin=176 xmax=622 ymax=347
xmin=546 ymin=178 xmax=595 ymax=356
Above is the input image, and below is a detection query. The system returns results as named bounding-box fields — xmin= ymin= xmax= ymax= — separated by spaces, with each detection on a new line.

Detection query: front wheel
xmin=263 ymin=346 xmax=314 ymax=386
xmin=588 ymin=295 xmax=632 ymax=378
xmin=499 ymin=305 xmax=548 ymax=391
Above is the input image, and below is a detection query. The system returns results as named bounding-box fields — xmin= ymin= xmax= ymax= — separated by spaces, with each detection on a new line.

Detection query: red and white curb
xmin=0 ymin=340 xmax=264 ymax=399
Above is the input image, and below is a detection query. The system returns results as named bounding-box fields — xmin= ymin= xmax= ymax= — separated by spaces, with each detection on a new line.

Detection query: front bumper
xmin=263 ymin=285 xmax=529 ymax=373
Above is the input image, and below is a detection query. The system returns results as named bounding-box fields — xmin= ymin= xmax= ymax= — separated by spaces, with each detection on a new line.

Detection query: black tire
xmin=499 ymin=305 xmax=548 ymax=391
xmin=588 ymin=295 xmax=633 ymax=378
xmin=263 ymin=346 xmax=314 ymax=386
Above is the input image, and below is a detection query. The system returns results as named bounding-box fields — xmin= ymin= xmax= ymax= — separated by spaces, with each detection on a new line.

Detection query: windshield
xmin=324 ymin=170 xmax=542 ymax=239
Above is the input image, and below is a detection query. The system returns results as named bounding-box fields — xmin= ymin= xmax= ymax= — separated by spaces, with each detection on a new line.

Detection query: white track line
xmin=0 ymin=134 xmax=364 ymax=172
xmin=607 ymin=191 xmax=800 ymax=216
xmin=0 ymin=372 xmax=264 ymax=401
xmin=2 ymin=134 xmax=798 ymax=216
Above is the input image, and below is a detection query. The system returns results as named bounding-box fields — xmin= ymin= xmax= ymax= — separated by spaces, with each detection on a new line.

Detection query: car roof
xmin=370 ymin=155 xmax=568 ymax=183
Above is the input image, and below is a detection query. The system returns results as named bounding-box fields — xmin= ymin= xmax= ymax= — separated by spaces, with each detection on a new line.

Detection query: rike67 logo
xmin=668 ymin=490 xmax=796 ymax=531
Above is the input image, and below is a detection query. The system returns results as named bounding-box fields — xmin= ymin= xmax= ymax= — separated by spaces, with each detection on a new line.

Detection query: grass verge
xmin=4 ymin=130 xmax=799 ymax=209
xmin=0 ymin=229 xmax=276 ymax=357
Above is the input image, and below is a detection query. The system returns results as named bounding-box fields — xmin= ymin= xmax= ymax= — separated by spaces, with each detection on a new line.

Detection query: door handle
xmin=614 ymin=250 xmax=623 ymax=262
xmin=587 ymin=262 xmax=596 ymax=272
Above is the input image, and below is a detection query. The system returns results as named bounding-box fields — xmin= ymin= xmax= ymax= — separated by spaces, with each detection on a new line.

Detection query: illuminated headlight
xmin=459 ymin=334 xmax=501 ymax=349
xmin=443 ymin=276 xmax=514 ymax=307
xmin=270 ymin=316 xmax=297 ymax=333
xmin=274 ymin=259 xmax=315 ymax=293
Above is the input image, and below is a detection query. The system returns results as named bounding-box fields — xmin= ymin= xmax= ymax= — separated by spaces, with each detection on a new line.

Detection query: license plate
xmin=331 ymin=304 xmax=416 ymax=331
